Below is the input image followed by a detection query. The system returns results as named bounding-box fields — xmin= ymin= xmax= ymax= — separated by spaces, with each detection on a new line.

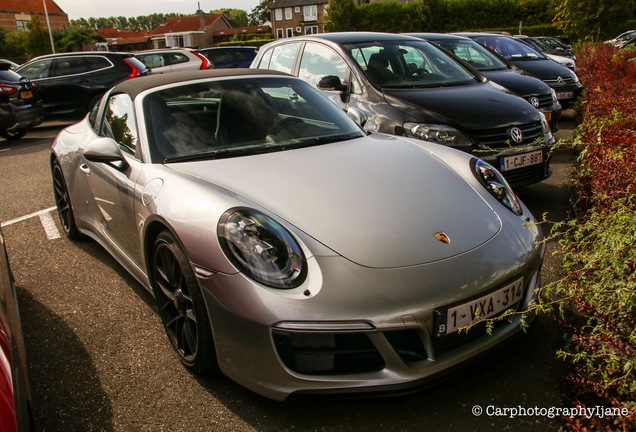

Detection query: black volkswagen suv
xmin=456 ymin=33 xmax=583 ymax=109
xmin=252 ymin=32 xmax=555 ymax=187
xmin=16 ymin=52 xmax=149 ymax=119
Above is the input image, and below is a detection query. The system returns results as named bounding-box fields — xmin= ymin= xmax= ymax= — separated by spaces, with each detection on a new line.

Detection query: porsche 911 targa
xmin=51 ymin=69 xmax=544 ymax=401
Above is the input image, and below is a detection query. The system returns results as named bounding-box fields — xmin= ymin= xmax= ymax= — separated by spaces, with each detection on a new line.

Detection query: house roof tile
xmin=0 ymin=0 xmax=66 ymax=14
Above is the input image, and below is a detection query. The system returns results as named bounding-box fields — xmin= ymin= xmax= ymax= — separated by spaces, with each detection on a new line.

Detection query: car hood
xmin=508 ymin=58 xmax=574 ymax=80
xmin=380 ymin=83 xmax=539 ymax=130
xmin=481 ymin=70 xmax=550 ymax=97
xmin=169 ymin=134 xmax=501 ymax=268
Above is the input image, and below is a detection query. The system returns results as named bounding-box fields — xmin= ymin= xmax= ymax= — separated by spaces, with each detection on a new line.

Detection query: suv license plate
xmin=435 ymin=278 xmax=524 ymax=337
xmin=499 ymin=149 xmax=543 ymax=172
xmin=20 ymin=91 xmax=33 ymax=99
xmin=557 ymin=91 xmax=573 ymax=100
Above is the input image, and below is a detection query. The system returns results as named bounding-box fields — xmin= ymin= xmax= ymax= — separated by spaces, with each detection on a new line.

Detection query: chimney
xmin=198 ymin=8 xmax=206 ymax=31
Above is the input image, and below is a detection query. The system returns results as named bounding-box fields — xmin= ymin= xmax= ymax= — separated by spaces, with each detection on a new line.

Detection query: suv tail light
xmin=123 ymin=58 xmax=142 ymax=79
xmin=192 ymin=51 xmax=212 ymax=70
xmin=0 ymin=83 xmax=18 ymax=95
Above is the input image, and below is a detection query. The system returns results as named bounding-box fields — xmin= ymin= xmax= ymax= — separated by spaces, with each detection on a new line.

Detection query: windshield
xmin=345 ymin=40 xmax=478 ymax=88
xmin=143 ymin=76 xmax=365 ymax=163
xmin=472 ymin=36 xmax=545 ymax=61
xmin=430 ymin=38 xmax=509 ymax=72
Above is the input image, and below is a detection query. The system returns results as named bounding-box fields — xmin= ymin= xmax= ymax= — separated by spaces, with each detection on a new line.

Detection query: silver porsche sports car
xmin=51 ymin=69 xmax=544 ymax=401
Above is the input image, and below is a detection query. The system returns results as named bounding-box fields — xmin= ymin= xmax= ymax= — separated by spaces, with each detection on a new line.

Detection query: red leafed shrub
xmin=548 ymin=43 xmax=636 ymax=431
xmin=574 ymin=44 xmax=636 ymax=212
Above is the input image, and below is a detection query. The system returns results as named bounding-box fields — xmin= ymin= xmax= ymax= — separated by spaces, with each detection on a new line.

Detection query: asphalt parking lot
xmin=0 ymin=114 xmax=576 ymax=431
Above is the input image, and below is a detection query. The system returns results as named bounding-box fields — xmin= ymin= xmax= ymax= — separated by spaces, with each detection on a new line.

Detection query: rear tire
xmin=0 ymin=129 xmax=27 ymax=140
xmin=151 ymin=231 xmax=217 ymax=373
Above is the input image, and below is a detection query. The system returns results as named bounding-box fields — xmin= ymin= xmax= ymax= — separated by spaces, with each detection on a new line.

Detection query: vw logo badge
xmin=530 ymin=97 xmax=540 ymax=108
xmin=509 ymin=127 xmax=523 ymax=143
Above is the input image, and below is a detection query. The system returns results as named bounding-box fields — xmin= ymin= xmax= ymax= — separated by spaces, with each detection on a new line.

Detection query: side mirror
xmin=346 ymin=107 xmax=367 ymax=127
xmin=317 ymin=75 xmax=348 ymax=93
xmin=83 ymin=137 xmax=129 ymax=169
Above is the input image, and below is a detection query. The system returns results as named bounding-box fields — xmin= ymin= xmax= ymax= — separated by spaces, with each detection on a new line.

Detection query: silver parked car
xmin=135 ymin=48 xmax=212 ymax=74
xmin=51 ymin=69 xmax=544 ymax=401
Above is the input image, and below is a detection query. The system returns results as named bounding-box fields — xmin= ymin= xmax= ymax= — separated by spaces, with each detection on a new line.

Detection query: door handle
xmin=80 ymin=164 xmax=90 ymax=174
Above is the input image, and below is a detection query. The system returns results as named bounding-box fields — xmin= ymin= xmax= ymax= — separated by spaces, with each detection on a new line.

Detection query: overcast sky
xmin=55 ymin=0 xmax=262 ymax=20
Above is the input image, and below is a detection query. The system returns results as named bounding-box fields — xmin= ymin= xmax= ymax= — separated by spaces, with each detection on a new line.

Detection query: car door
xmin=83 ymin=93 xmax=145 ymax=270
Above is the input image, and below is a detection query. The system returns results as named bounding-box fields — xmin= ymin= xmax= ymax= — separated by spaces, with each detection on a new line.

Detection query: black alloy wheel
xmin=152 ymin=231 xmax=216 ymax=373
xmin=52 ymin=160 xmax=81 ymax=239
xmin=0 ymin=129 xmax=27 ymax=140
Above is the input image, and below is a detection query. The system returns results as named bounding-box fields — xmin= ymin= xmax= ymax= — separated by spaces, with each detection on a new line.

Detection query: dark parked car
xmin=0 ymin=60 xmax=43 ymax=140
xmin=252 ymin=32 xmax=555 ymax=187
xmin=406 ymin=33 xmax=562 ymax=131
xmin=16 ymin=52 xmax=149 ymax=119
xmin=197 ymin=46 xmax=257 ymax=68
xmin=457 ymin=33 xmax=583 ymax=109
xmin=0 ymin=225 xmax=34 ymax=431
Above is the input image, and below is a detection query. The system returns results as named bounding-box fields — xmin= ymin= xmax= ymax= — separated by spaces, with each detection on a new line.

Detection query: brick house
xmin=147 ymin=10 xmax=233 ymax=49
xmin=0 ymin=0 xmax=69 ymax=33
xmin=270 ymin=0 xmax=329 ymax=39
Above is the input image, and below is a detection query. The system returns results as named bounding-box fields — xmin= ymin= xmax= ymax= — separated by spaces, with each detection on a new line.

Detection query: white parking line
xmin=39 ymin=212 xmax=61 ymax=240
xmin=1 ymin=207 xmax=61 ymax=239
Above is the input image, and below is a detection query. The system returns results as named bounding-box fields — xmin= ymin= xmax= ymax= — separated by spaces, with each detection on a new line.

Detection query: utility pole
xmin=43 ymin=0 xmax=56 ymax=54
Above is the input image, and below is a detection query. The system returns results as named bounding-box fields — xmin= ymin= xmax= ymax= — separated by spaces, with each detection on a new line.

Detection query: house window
xmin=166 ymin=34 xmax=190 ymax=48
xmin=275 ymin=9 xmax=282 ymax=21
xmin=16 ymin=20 xmax=29 ymax=31
xmin=305 ymin=25 xmax=319 ymax=35
xmin=303 ymin=5 xmax=318 ymax=21
xmin=286 ymin=28 xmax=294 ymax=38
xmin=295 ymin=7 xmax=300 ymax=13
xmin=285 ymin=8 xmax=292 ymax=20
xmin=276 ymin=28 xmax=284 ymax=39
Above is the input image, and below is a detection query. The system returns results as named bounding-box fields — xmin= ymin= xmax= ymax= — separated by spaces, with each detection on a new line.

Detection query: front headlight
xmin=403 ymin=122 xmax=473 ymax=147
xmin=218 ymin=208 xmax=307 ymax=289
xmin=549 ymin=87 xmax=558 ymax=104
xmin=472 ymin=159 xmax=523 ymax=216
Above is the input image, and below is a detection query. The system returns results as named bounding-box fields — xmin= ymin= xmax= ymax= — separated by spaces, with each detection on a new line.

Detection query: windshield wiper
xmin=163 ymin=147 xmax=258 ymax=163
xmin=283 ymin=132 xmax=362 ymax=149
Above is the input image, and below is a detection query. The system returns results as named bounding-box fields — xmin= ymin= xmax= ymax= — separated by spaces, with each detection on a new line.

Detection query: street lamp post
xmin=42 ymin=0 xmax=56 ymax=54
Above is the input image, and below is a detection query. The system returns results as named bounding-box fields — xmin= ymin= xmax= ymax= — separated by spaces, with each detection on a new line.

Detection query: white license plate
xmin=557 ymin=91 xmax=573 ymax=100
xmin=499 ymin=149 xmax=543 ymax=172
xmin=435 ymin=278 xmax=524 ymax=337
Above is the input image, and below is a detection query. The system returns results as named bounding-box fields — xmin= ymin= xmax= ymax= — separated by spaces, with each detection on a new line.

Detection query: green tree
xmin=213 ymin=9 xmax=248 ymax=27
xmin=553 ymin=0 xmax=635 ymax=41
xmin=324 ymin=0 xmax=357 ymax=32
xmin=248 ymin=0 xmax=273 ymax=25
xmin=25 ymin=15 xmax=53 ymax=58
xmin=55 ymin=27 xmax=106 ymax=52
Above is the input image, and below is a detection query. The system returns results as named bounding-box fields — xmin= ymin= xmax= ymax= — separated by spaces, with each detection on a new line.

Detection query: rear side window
xmin=163 ymin=52 xmax=190 ymax=66
xmin=84 ymin=56 xmax=113 ymax=71
xmin=261 ymin=43 xmax=300 ymax=74
xmin=52 ymin=57 xmax=87 ymax=77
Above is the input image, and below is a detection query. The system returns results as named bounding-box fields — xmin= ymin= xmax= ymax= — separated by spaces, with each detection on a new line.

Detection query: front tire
xmin=152 ymin=231 xmax=216 ymax=373
xmin=52 ymin=159 xmax=81 ymax=239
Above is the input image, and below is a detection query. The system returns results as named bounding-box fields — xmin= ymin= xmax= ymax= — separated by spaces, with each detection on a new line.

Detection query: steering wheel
xmin=406 ymin=68 xmax=429 ymax=78
xmin=268 ymin=117 xmax=305 ymax=137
